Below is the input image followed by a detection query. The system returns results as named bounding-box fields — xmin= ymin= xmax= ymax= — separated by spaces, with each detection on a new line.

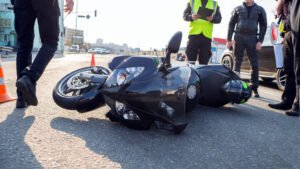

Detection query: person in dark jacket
xmin=183 ymin=0 xmax=222 ymax=65
xmin=12 ymin=0 xmax=74 ymax=108
xmin=226 ymin=0 xmax=267 ymax=98
xmin=286 ymin=0 xmax=300 ymax=116
xmin=269 ymin=0 xmax=299 ymax=116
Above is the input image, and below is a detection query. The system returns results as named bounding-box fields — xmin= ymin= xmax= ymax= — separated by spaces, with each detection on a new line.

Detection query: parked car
xmin=88 ymin=48 xmax=111 ymax=54
xmin=220 ymin=26 xmax=285 ymax=90
xmin=69 ymin=45 xmax=80 ymax=53
xmin=101 ymin=49 xmax=111 ymax=54
xmin=88 ymin=48 xmax=94 ymax=53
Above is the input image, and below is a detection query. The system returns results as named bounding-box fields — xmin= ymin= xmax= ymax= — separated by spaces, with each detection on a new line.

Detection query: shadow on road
xmin=252 ymin=96 xmax=280 ymax=104
xmin=51 ymin=104 xmax=300 ymax=169
xmin=259 ymin=80 xmax=280 ymax=90
xmin=241 ymin=78 xmax=281 ymax=91
xmin=0 ymin=108 xmax=42 ymax=169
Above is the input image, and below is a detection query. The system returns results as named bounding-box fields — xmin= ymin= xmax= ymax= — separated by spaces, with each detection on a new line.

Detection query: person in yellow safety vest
xmin=183 ymin=0 xmax=222 ymax=65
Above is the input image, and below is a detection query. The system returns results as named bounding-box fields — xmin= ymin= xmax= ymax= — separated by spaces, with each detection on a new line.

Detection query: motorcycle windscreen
xmin=154 ymin=67 xmax=190 ymax=126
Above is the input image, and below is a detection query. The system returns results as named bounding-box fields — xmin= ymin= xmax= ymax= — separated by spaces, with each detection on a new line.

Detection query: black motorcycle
xmin=53 ymin=32 xmax=252 ymax=134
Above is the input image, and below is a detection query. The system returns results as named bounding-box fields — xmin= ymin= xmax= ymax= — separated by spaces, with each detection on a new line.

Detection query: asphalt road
xmin=1 ymin=54 xmax=300 ymax=169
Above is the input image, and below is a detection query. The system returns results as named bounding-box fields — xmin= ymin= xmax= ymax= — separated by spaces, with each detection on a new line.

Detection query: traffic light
xmin=95 ymin=10 xmax=97 ymax=17
xmin=86 ymin=14 xmax=90 ymax=20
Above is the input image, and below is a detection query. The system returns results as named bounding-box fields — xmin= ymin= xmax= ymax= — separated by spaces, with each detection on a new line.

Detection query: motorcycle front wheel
xmin=53 ymin=66 xmax=110 ymax=111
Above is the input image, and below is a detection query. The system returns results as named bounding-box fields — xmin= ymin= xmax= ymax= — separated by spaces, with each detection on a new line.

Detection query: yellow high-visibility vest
xmin=189 ymin=0 xmax=218 ymax=39
xmin=279 ymin=21 xmax=286 ymax=33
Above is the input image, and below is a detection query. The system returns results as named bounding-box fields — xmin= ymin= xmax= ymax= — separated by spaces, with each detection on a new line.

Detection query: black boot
xmin=251 ymin=86 xmax=260 ymax=98
xmin=286 ymin=87 xmax=300 ymax=117
xmin=16 ymin=97 xmax=27 ymax=108
xmin=16 ymin=75 xmax=38 ymax=106
xmin=285 ymin=103 xmax=299 ymax=117
xmin=268 ymin=102 xmax=292 ymax=110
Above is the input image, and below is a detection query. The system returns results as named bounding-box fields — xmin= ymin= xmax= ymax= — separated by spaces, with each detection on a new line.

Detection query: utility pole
xmin=74 ymin=0 xmax=79 ymax=45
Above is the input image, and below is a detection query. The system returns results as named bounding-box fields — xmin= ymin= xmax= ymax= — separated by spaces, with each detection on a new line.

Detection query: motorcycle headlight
xmin=115 ymin=101 xmax=140 ymax=120
xmin=116 ymin=67 xmax=144 ymax=85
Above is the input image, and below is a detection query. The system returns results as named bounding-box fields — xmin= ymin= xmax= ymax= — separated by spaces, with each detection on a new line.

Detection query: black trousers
xmin=186 ymin=34 xmax=212 ymax=65
xmin=233 ymin=34 xmax=259 ymax=89
xmin=13 ymin=0 xmax=60 ymax=97
xmin=282 ymin=32 xmax=296 ymax=105
xmin=290 ymin=0 xmax=300 ymax=105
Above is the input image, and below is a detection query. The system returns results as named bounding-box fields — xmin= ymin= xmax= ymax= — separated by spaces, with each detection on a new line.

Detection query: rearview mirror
xmin=167 ymin=31 xmax=182 ymax=53
xmin=159 ymin=31 xmax=183 ymax=72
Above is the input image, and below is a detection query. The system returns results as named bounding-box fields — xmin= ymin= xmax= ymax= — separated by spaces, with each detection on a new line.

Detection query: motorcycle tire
xmin=53 ymin=66 xmax=110 ymax=110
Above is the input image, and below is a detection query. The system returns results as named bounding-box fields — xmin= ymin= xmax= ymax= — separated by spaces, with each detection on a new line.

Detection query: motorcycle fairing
xmin=76 ymin=86 xmax=106 ymax=113
xmin=192 ymin=64 xmax=240 ymax=107
xmin=108 ymin=55 xmax=164 ymax=71
xmin=123 ymin=67 xmax=191 ymax=125
xmin=102 ymin=65 xmax=191 ymax=128
xmin=108 ymin=55 xmax=131 ymax=71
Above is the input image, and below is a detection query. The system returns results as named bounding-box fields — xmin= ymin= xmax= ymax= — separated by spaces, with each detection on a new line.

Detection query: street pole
xmin=74 ymin=0 xmax=79 ymax=45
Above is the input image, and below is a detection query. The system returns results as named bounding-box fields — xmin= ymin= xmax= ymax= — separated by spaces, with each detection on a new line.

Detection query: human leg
xmin=286 ymin=0 xmax=300 ymax=116
xmin=13 ymin=3 xmax=36 ymax=108
xmin=245 ymin=36 xmax=259 ymax=97
xmin=269 ymin=32 xmax=296 ymax=109
xmin=23 ymin=4 xmax=60 ymax=82
xmin=233 ymin=35 xmax=245 ymax=77
xmin=186 ymin=35 xmax=199 ymax=65
xmin=198 ymin=34 xmax=212 ymax=65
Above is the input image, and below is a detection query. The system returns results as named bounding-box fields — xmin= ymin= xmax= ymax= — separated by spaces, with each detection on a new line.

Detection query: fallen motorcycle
xmin=53 ymin=32 xmax=251 ymax=134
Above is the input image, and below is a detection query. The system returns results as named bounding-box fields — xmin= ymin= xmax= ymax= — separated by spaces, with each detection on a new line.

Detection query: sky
xmin=64 ymin=0 xmax=277 ymax=50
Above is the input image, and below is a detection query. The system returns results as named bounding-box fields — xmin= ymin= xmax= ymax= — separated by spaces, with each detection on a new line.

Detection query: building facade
xmin=64 ymin=28 xmax=84 ymax=46
xmin=0 ymin=0 xmax=65 ymax=53
xmin=0 ymin=1 xmax=15 ymax=47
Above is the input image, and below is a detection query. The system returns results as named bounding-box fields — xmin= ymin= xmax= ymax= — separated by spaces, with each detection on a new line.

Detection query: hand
xmin=206 ymin=16 xmax=213 ymax=21
xmin=64 ymin=0 xmax=74 ymax=14
xmin=192 ymin=14 xmax=200 ymax=20
xmin=276 ymin=0 xmax=284 ymax=16
xmin=226 ymin=41 xmax=233 ymax=50
xmin=256 ymin=42 xmax=262 ymax=51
